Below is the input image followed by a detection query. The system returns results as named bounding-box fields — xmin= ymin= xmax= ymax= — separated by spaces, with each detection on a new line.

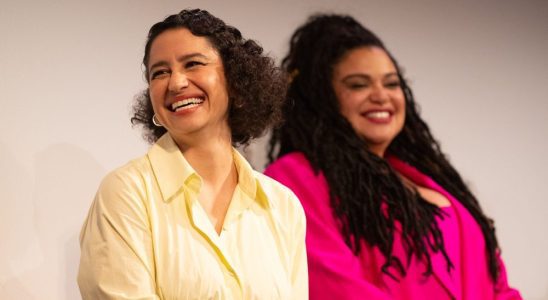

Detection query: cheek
xmin=337 ymin=92 xmax=362 ymax=119
xmin=392 ymin=91 xmax=406 ymax=112
xmin=211 ymin=73 xmax=230 ymax=107
xmin=334 ymin=88 xmax=351 ymax=111
xmin=398 ymin=99 xmax=406 ymax=118
xmin=394 ymin=94 xmax=406 ymax=129
xmin=148 ymin=84 xmax=165 ymax=111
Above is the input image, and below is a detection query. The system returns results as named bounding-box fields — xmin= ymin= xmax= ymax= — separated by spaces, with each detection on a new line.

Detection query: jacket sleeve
xmin=494 ymin=253 xmax=523 ymax=299
xmin=265 ymin=154 xmax=391 ymax=300
xmin=77 ymin=170 xmax=160 ymax=300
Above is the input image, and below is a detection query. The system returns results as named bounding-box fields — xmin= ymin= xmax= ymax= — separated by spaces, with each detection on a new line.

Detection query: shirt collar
xmin=146 ymin=133 xmax=260 ymax=204
xmin=232 ymin=148 xmax=258 ymax=201
xmin=147 ymin=133 xmax=196 ymax=203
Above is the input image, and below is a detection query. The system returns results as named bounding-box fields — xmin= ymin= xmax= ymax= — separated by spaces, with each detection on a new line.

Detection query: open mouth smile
xmin=170 ymin=97 xmax=205 ymax=112
xmin=364 ymin=111 xmax=390 ymax=119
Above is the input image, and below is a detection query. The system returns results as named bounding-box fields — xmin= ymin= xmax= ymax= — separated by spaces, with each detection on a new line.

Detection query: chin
xmin=363 ymin=136 xmax=392 ymax=145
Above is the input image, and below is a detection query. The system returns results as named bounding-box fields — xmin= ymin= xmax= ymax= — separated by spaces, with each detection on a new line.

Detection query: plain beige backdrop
xmin=1 ymin=0 xmax=546 ymax=299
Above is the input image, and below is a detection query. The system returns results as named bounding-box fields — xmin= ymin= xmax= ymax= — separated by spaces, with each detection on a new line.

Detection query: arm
xmin=288 ymin=192 xmax=309 ymax=300
xmin=77 ymin=170 xmax=160 ymax=300
xmin=265 ymin=154 xmax=391 ymax=300
xmin=495 ymin=253 xmax=523 ymax=300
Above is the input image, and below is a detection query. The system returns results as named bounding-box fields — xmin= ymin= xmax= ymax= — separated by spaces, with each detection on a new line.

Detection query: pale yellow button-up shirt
xmin=77 ymin=134 xmax=308 ymax=299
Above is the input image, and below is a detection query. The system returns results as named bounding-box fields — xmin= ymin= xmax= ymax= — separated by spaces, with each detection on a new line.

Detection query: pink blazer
xmin=265 ymin=152 xmax=521 ymax=300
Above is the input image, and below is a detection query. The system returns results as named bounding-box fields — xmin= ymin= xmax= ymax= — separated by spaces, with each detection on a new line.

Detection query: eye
xmin=150 ymin=69 xmax=170 ymax=80
xmin=185 ymin=60 xmax=205 ymax=69
xmin=346 ymin=82 xmax=369 ymax=90
xmin=385 ymin=80 xmax=401 ymax=89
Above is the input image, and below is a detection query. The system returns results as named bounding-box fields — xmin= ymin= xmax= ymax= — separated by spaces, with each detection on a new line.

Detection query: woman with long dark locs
xmin=266 ymin=13 xmax=521 ymax=299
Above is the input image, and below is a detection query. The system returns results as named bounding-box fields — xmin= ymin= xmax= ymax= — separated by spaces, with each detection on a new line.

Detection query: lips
xmin=169 ymin=97 xmax=205 ymax=112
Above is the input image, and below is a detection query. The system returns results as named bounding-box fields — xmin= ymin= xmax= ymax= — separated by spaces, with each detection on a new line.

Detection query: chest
xmin=148 ymin=190 xmax=292 ymax=299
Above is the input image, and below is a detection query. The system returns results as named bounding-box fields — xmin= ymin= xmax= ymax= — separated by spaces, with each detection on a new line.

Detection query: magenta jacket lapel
xmin=387 ymin=156 xmax=461 ymax=299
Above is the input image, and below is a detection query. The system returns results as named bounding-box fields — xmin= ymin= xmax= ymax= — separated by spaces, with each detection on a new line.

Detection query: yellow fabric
xmin=78 ymin=134 xmax=308 ymax=299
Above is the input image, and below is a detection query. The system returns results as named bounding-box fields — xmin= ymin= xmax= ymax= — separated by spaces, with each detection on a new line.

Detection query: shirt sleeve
xmin=288 ymin=191 xmax=309 ymax=300
xmin=77 ymin=170 xmax=160 ymax=300
xmin=265 ymin=155 xmax=391 ymax=300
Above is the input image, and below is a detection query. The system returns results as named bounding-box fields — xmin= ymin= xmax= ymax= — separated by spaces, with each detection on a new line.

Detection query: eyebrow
xmin=148 ymin=53 xmax=209 ymax=72
xmin=341 ymin=72 xmax=399 ymax=82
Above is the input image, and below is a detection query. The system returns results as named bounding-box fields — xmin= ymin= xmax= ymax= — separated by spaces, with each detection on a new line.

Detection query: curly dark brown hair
xmin=131 ymin=9 xmax=286 ymax=145
xmin=269 ymin=14 xmax=501 ymax=281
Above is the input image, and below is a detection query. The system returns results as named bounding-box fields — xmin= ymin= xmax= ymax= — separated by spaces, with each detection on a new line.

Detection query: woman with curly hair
xmin=78 ymin=9 xmax=307 ymax=299
xmin=265 ymin=14 xmax=521 ymax=299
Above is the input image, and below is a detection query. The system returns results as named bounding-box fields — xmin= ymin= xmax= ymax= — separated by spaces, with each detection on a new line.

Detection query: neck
xmin=368 ymin=144 xmax=387 ymax=158
xmin=173 ymin=127 xmax=235 ymax=185
xmin=170 ymin=126 xmax=238 ymax=235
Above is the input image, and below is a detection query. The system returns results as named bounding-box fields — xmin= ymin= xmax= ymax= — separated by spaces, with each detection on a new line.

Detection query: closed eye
xmin=347 ymin=82 xmax=369 ymax=90
xmin=150 ymin=69 xmax=170 ymax=80
xmin=185 ymin=60 xmax=205 ymax=69
xmin=384 ymin=81 xmax=401 ymax=89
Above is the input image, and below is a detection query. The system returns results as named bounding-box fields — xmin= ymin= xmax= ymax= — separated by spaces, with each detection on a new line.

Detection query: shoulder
xmin=99 ymin=155 xmax=150 ymax=192
xmin=93 ymin=155 xmax=152 ymax=213
xmin=264 ymin=152 xmax=319 ymax=183
xmin=253 ymin=171 xmax=307 ymax=256
xmin=264 ymin=152 xmax=330 ymax=209
xmin=254 ymin=171 xmax=305 ymax=218
xmin=265 ymin=151 xmax=327 ymax=191
xmin=265 ymin=152 xmax=313 ymax=172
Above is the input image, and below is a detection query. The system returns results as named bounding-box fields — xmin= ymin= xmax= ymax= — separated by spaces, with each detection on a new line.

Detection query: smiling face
xmin=332 ymin=46 xmax=406 ymax=157
xmin=147 ymin=28 xmax=230 ymax=143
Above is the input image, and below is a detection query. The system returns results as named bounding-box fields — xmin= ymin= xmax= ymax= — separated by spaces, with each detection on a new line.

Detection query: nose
xmin=168 ymin=72 xmax=189 ymax=93
xmin=369 ymin=84 xmax=389 ymax=104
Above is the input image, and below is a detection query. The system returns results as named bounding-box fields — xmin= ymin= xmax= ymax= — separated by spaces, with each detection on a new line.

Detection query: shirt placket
xmin=184 ymin=176 xmax=244 ymax=298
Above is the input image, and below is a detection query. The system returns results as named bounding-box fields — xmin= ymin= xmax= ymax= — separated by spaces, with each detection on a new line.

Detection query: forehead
xmin=334 ymin=46 xmax=396 ymax=76
xmin=148 ymin=28 xmax=218 ymax=66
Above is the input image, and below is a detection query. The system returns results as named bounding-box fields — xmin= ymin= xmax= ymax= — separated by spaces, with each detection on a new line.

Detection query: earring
xmin=152 ymin=114 xmax=163 ymax=127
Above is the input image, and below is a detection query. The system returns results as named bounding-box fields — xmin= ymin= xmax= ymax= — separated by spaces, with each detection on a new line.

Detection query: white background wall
xmin=1 ymin=0 xmax=546 ymax=299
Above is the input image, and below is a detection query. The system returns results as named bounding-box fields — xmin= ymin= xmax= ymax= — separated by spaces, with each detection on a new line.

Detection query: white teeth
xmin=171 ymin=97 xmax=204 ymax=111
xmin=366 ymin=111 xmax=390 ymax=119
